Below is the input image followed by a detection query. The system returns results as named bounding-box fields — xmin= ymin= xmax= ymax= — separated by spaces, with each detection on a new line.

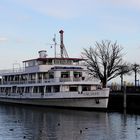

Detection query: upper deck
xmin=0 ymin=56 xmax=86 ymax=76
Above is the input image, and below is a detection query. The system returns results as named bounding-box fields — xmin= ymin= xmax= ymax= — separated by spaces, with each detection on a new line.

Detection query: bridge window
xmin=82 ymin=85 xmax=91 ymax=91
xmin=61 ymin=71 xmax=70 ymax=78
xmin=74 ymin=72 xmax=82 ymax=78
xmin=70 ymin=86 xmax=78 ymax=92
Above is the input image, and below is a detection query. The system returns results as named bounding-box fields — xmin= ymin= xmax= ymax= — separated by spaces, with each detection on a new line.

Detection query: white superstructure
xmin=0 ymin=30 xmax=109 ymax=109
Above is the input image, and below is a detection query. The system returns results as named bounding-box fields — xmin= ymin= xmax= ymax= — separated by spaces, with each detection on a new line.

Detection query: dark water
xmin=0 ymin=105 xmax=140 ymax=140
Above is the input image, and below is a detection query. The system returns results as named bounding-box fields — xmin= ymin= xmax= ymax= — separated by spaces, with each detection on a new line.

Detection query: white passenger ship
xmin=0 ymin=30 xmax=109 ymax=109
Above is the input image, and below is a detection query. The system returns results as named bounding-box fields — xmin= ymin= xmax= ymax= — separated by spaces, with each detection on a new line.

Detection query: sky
xmin=0 ymin=0 xmax=140 ymax=73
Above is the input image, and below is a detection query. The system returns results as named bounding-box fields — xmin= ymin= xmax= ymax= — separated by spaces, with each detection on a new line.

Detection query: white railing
xmin=1 ymin=77 xmax=84 ymax=85
xmin=0 ymin=68 xmax=25 ymax=75
xmin=59 ymin=78 xmax=71 ymax=82
xmin=0 ymin=77 xmax=99 ymax=85
xmin=73 ymin=77 xmax=81 ymax=81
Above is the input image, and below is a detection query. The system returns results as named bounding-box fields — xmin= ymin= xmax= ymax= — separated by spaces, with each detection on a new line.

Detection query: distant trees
xmin=118 ymin=64 xmax=131 ymax=89
xmin=131 ymin=63 xmax=140 ymax=87
xmin=83 ymin=40 xmax=128 ymax=88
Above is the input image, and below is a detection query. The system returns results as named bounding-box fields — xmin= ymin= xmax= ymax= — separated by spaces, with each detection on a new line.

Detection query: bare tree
xmin=131 ymin=63 xmax=140 ymax=87
xmin=83 ymin=40 xmax=127 ymax=88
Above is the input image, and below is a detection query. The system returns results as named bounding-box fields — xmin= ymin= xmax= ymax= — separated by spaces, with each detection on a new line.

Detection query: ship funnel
xmin=38 ymin=50 xmax=47 ymax=58
xmin=59 ymin=30 xmax=64 ymax=58
xmin=59 ymin=30 xmax=69 ymax=58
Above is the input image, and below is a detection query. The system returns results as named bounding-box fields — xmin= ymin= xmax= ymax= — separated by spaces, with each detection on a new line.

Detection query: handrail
xmin=0 ymin=68 xmax=25 ymax=75
xmin=0 ymin=77 xmax=98 ymax=85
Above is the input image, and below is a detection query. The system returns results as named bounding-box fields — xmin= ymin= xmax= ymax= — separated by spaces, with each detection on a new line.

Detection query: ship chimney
xmin=59 ymin=30 xmax=64 ymax=58
xmin=38 ymin=50 xmax=47 ymax=58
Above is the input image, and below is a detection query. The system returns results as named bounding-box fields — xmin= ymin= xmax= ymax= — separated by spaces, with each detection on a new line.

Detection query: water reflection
xmin=0 ymin=105 xmax=140 ymax=140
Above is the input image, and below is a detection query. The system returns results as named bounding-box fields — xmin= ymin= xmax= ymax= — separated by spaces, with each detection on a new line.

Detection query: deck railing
xmin=0 ymin=77 xmax=98 ymax=85
xmin=0 ymin=68 xmax=25 ymax=75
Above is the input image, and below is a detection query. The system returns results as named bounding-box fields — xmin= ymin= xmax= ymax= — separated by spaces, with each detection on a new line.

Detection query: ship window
xmin=46 ymin=86 xmax=51 ymax=93
xmin=38 ymin=73 xmax=42 ymax=80
xmin=38 ymin=60 xmax=46 ymax=65
xmin=74 ymin=72 xmax=82 ymax=78
xmin=30 ymin=74 xmax=36 ymax=80
xmin=28 ymin=60 xmax=36 ymax=67
xmin=19 ymin=87 xmax=24 ymax=93
xmin=60 ymin=60 xmax=67 ymax=64
xmin=24 ymin=62 xmax=28 ymax=67
xmin=61 ymin=71 xmax=70 ymax=78
xmin=21 ymin=75 xmax=27 ymax=81
xmin=49 ymin=72 xmax=54 ymax=79
xmin=54 ymin=59 xmax=60 ymax=64
xmin=82 ymin=85 xmax=91 ymax=91
xmin=70 ymin=86 xmax=78 ymax=92
xmin=46 ymin=59 xmax=52 ymax=65
xmin=25 ymin=87 xmax=30 ymax=93
xmin=33 ymin=87 xmax=38 ymax=93
xmin=43 ymin=72 xmax=49 ymax=79
xmin=15 ymin=75 xmax=19 ymax=81
xmin=42 ymin=61 xmax=47 ymax=65
xmin=39 ymin=86 xmax=44 ymax=93
xmin=53 ymin=86 xmax=60 ymax=92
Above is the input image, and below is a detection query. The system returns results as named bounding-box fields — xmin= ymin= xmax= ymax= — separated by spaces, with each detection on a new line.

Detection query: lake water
xmin=0 ymin=105 xmax=140 ymax=140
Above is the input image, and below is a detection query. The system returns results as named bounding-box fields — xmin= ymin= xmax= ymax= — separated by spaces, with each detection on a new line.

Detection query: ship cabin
xmin=22 ymin=49 xmax=87 ymax=82
xmin=0 ymin=50 xmax=100 ymax=96
xmin=0 ymin=56 xmax=86 ymax=83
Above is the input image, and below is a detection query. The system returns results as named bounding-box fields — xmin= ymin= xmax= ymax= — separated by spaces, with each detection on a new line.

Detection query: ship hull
xmin=0 ymin=88 xmax=110 ymax=109
xmin=0 ymin=97 xmax=109 ymax=109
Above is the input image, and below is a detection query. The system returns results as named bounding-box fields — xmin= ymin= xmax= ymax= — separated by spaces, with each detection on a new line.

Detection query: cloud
xmin=16 ymin=15 xmax=32 ymax=22
xmin=10 ymin=0 xmax=140 ymax=23
xmin=12 ymin=0 xmax=98 ymax=19
xmin=99 ymin=13 xmax=140 ymax=34
xmin=111 ymin=0 xmax=140 ymax=7
xmin=0 ymin=37 xmax=8 ymax=42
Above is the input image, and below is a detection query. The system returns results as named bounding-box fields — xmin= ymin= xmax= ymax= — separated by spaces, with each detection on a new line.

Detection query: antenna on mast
xmin=59 ymin=30 xmax=69 ymax=58
xmin=53 ymin=34 xmax=57 ymax=58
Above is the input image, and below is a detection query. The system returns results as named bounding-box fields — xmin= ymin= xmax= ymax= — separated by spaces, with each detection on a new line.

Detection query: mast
xmin=53 ymin=34 xmax=57 ymax=58
xmin=59 ymin=30 xmax=69 ymax=58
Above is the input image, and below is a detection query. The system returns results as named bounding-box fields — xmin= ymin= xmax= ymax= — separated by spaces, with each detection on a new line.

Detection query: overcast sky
xmin=0 ymin=0 xmax=140 ymax=69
